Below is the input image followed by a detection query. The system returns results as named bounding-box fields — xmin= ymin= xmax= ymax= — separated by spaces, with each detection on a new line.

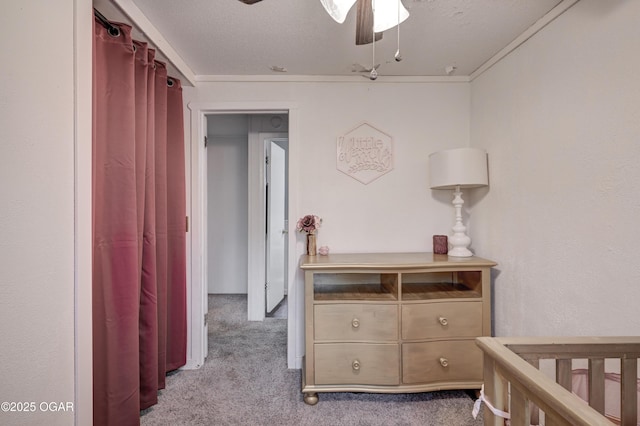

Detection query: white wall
xmin=470 ymin=0 xmax=640 ymax=337
xmin=0 ymin=1 xmax=81 ymax=425
xmin=187 ymin=82 xmax=470 ymax=254
xmin=207 ymin=115 xmax=249 ymax=294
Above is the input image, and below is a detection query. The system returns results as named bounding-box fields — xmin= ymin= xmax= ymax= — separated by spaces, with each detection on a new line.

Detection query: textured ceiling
xmin=106 ymin=0 xmax=565 ymax=78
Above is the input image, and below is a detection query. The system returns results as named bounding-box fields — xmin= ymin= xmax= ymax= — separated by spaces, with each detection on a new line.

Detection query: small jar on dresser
xmin=299 ymin=252 xmax=497 ymax=405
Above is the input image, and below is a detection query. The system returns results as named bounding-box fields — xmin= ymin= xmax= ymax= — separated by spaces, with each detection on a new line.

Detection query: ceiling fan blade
xmin=238 ymin=0 xmax=262 ymax=4
xmin=355 ymin=0 xmax=383 ymax=46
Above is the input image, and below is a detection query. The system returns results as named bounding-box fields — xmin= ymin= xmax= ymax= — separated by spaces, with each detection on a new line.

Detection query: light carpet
xmin=140 ymin=294 xmax=484 ymax=426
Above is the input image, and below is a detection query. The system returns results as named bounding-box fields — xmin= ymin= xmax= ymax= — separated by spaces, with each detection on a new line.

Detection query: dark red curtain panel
xmin=165 ymin=75 xmax=187 ymax=372
xmin=92 ymin=18 xmax=187 ymax=426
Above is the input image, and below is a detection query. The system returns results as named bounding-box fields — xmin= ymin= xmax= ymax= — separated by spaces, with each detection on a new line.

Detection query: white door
xmin=266 ymin=140 xmax=287 ymax=313
xmin=202 ymin=116 xmax=209 ymax=361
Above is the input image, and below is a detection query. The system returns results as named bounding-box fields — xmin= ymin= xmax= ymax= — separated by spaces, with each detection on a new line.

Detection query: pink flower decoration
xmin=296 ymin=214 xmax=322 ymax=234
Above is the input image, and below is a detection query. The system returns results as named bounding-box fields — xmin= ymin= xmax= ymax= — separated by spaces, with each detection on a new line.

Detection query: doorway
xmin=187 ymin=102 xmax=301 ymax=371
xmin=205 ymin=114 xmax=289 ymax=317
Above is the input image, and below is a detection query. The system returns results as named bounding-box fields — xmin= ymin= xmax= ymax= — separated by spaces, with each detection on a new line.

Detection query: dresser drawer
xmin=315 ymin=343 xmax=400 ymax=385
xmin=401 ymin=301 xmax=482 ymax=340
xmin=314 ymin=304 xmax=398 ymax=341
xmin=402 ymin=340 xmax=482 ymax=384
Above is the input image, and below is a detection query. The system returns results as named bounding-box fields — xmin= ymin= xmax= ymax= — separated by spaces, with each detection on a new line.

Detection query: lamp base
xmin=447 ymin=246 xmax=473 ymax=257
xmin=447 ymin=186 xmax=474 ymax=258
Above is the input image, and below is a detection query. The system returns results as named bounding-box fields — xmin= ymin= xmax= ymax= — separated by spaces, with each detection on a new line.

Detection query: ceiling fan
xmin=321 ymin=0 xmax=409 ymax=45
xmin=239 ymin=1 xmax=407 ymax=46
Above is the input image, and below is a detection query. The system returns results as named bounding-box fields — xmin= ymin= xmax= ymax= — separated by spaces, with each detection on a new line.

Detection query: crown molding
xmin=194 ymin=74 xmax=470 ymax=84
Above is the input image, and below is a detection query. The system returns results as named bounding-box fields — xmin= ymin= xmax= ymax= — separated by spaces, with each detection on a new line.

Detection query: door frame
xmin=186 ymin=102 xmax=301 ymax=370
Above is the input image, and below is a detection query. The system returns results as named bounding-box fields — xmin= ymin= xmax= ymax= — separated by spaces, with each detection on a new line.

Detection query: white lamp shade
xmin=320 ymin=0 xmax=357 ymax=24
xmin=429 ymin=148 xmax=488 ymax=189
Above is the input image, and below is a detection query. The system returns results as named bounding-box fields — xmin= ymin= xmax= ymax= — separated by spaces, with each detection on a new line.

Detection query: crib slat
xmin=621 ymin=358 xmax=637 ymax=426
xmin=588 ymin=358 xmax=605 ymax=415
xmin=557 ymin=359 xmax=572 ymax=391
xmin=511 ymin=385 xmax=530 ymax=426
xmin=528 ymin=358 xmax=540 ymax=425
xmin=483 ymin=354 xmax=507 ymax=426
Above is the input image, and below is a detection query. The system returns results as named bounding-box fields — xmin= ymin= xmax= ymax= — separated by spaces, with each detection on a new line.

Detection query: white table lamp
xmin=429 ymin=148 xmax=488 ymax=257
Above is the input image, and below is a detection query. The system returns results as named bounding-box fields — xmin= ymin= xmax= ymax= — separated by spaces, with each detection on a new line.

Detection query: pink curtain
xmin=92 ymin=17 xmax=186 ymax=426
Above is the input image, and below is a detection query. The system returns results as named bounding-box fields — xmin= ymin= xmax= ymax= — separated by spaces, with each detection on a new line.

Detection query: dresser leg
xmin=303 ymin=392 xmax=319 ymax=405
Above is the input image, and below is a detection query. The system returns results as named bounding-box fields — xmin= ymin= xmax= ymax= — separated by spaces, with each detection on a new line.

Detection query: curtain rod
xmin=94 ymin=8 xmax=120 ymax=37
xmin=92 ymin=8 xmax=177 ymax=87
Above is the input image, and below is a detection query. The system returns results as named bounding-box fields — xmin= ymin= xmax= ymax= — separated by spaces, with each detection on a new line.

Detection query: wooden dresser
xmin=300 ymin=252 xmax=496 ymax=405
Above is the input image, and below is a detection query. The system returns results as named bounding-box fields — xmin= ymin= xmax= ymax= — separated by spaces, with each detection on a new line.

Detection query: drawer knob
xmin=351 ymin=318 xmax=360 ymax=328
xmin=352 ymin=359 xmax=361 ymax=371
xmin=439 ymin=357 xmax=449 ymax=368
xmin=438 ymin=316 xmax=448 ymax=326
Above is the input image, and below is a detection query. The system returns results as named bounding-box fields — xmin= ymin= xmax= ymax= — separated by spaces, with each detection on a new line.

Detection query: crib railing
xmin=476 ymin=336 xmax=640 ymax=426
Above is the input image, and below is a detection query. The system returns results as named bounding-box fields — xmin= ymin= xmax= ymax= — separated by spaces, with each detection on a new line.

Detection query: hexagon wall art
xmin=336 ymin=122 xmax=394 ymax=184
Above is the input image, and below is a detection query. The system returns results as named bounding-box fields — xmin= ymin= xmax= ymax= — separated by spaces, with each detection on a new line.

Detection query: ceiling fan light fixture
xmin=320 ymin=0 xmax=410 ymax=45
xmin=373 ymin=0 xmax=409 ymax=33
xmin=320 ymin=0 xmax=357 ymax=24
